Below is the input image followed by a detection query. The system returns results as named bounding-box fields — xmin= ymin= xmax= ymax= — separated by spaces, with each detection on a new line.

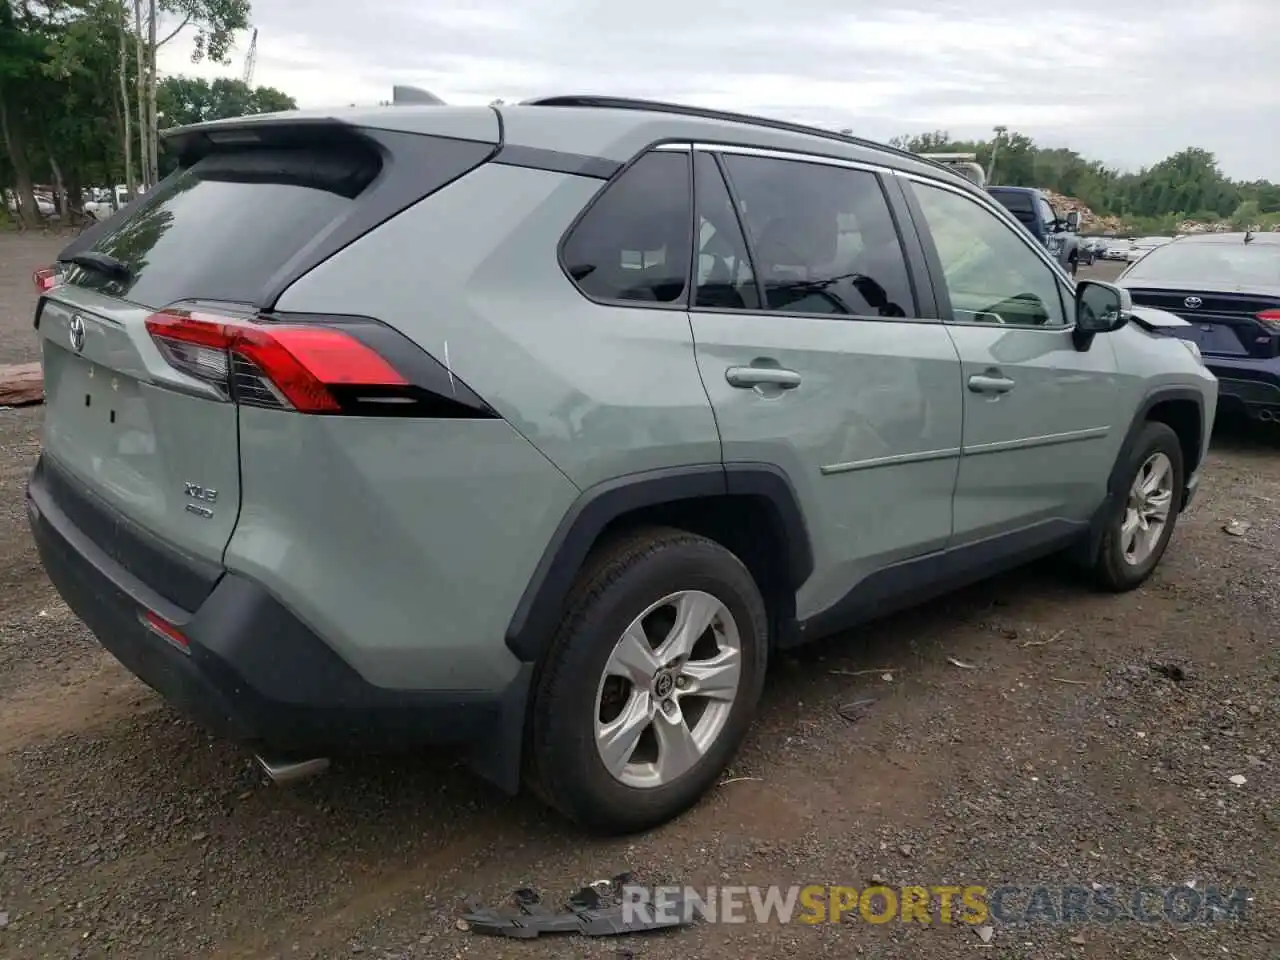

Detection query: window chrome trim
xmin=690 ymin=142 xmax=893 ymax=176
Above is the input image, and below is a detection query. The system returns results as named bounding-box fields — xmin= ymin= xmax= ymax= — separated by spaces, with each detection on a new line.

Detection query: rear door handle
xmin=967 ymin=374 xmax=1016 ymax=394
xmin=725 ymin=366 xmax=802 ymax=389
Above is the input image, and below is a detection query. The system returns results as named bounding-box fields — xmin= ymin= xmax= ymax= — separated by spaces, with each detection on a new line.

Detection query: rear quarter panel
xmin=224 ymin=412 xmax=578 ymax=691
xmin=271 ymin=162 xmax=722 ymax=489
xmin=252 ymin=163 xmax=722 ymax=689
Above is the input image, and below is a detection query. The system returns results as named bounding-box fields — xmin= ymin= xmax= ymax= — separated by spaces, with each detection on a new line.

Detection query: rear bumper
xmin=1203 ymin=358 xmax=1280 ymax=415
xmin=26 ymin=455 xmax=530 ymax=782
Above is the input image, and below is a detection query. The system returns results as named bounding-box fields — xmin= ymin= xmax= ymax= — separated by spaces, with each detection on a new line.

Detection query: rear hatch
xmin=1125 ymin=287 xmax=1280 ymax=358
xmin=35 ymin=117 xmax=496 ymax=610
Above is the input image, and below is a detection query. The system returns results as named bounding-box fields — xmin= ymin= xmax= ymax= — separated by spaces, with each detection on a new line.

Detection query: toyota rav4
xmin=28 ymin=96 xmax=1218 ymax=834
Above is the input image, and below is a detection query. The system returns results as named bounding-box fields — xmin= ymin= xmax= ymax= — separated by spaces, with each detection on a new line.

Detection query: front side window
xmin=721 ymin=154 xmax=913 ymax=318
xmin=912 ymin=182 xmax=1068 ymax=328
xmin=1037 ymin=197 xmax=1057 ymax=229
xmin=561 ymin=151 xmax=692 ymax=305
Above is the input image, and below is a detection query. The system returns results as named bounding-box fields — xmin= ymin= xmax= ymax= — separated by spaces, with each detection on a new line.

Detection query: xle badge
xmin=183 ymin=481 xmax=217 ymax=519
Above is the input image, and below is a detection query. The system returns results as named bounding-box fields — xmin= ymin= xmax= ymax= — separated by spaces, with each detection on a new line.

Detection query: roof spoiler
xmin=392 ymin=85 xmax=446 ymax=105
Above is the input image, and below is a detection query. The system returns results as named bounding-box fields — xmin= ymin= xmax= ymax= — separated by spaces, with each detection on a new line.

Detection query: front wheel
xmin=528 ymin=528 xmax=768 ymax=834
xmin=1092 ymin=422 xmax=1185 ymax=591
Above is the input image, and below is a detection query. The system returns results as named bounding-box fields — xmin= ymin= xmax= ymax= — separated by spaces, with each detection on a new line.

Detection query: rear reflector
xmin=144 ymin=308 xmax=407 ymax=413
xmin=33 ymin=266 xmax=56 ymax=293
xmin=141 ymin=610 xmax=190 ymax=652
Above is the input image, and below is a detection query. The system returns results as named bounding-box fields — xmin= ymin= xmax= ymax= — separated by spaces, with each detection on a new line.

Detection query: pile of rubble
xmin=1041 ymin=188 xmax=1279 ymax=235
xmin=1040 ymin=191 xmax=1124 ymax=232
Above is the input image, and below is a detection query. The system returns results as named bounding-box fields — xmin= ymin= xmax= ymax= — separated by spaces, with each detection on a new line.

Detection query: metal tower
xmin=242 ymin=28 xmax=258 ymax=85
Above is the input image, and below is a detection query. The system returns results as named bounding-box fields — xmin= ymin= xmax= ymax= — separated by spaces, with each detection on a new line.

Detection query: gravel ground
xmin=0 ymin=236 xmax=1275 ymax=959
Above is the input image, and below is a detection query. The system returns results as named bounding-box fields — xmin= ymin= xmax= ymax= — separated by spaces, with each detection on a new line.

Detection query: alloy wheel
xmin=1121 ymin=451 xmax=1174 ymax=565
xmin=593 ymin=590 xmax=742 ymax=789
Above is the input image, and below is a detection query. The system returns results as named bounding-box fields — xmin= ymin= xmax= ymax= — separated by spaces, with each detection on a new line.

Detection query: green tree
xmin=1230 ymin=200 xmax=1261 ymax=231
xmin=0 ymin=0 xmax=52 ymax=225
xmin=157 ymin=74 xmax=293 ymax=127
xmin=135 ymin=0 xmax=251 ymax=188
xmin=891 ymin=127 xmax=1280 ymax=232
xmin=155 ymin=74 xmax=293 ymax=174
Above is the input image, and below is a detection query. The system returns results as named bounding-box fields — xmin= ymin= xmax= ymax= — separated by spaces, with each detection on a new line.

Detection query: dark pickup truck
xmin=987 ymin=186 xmax=1083 ymax=275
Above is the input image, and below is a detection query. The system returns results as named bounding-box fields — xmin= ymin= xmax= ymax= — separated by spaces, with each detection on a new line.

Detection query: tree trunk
xmin=65 ymin=166 xmax=83 ymax=216
xmin=146 ymin=0 xmax=158 ymax=186
xmin=132 ymin=0 xmax=148 ymax=190
xmin=49 ymin=153 xmax=68 ymax=219
xmin=117 ymin=9 xmax=136 ymax=201
xmin=0 ymin=89 xmax=40 ymax=229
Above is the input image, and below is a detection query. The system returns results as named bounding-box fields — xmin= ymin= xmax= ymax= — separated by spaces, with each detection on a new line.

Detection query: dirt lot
xmin=0 ymin=234 xmax=1275 ymax=959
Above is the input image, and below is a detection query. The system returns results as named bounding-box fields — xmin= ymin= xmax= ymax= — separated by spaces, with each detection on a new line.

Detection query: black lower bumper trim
xmin=26 ymin=457 xmax=529 ymax=781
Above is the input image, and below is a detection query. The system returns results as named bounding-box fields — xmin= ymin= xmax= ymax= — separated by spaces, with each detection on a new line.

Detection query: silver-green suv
xmin=27 ymin=96 xmax=1217 ymax=834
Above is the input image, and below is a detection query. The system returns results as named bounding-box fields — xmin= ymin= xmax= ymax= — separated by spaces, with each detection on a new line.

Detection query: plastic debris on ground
xmin=459 ymin=873 xmax=698 ymax=939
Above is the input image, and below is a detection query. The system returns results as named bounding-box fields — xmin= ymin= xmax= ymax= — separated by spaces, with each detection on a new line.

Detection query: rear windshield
xmin=989 ymin=190 xmax=1033 ymax=212
xmin=988 ymin=190 xmax=1036 ymax=227
xmin=1124 ymin=241 xmax=1280 ymax=286
xmin=68 ymin=146 xmax=380 ymax=308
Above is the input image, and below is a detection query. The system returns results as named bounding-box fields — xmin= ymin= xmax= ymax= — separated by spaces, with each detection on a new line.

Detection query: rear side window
xmin=69 ymin=146 xmax=381 ymax=309
xmin=693 ymin=152 xmax=760 ymax=311
xmin=561 ymin=151 xmax=692 ymax=305
xmin=722 ymin=155 xmax=913 ymax=318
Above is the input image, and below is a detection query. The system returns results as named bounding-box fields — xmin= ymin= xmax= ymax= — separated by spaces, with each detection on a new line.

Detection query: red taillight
xmin=1256 ymin=309 xmax=1280 ymax=332
xmin=144 ymin=308 xmax=407 ymax=413
xmin=142 ymin=610 xmax=189 ymax=652
xmin=33 ymin=266 xmax=56 ymax=293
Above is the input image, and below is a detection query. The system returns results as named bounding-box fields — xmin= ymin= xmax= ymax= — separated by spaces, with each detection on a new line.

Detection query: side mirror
xmin=1074 ymin=280 xmax=1131 ymax=350
xmin=1064 ymin=211 xmax=1081 ymax=231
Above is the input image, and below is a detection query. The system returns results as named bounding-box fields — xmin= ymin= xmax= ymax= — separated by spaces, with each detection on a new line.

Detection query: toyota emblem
xmin=68 ymin=314 xmax=86 ymax=353
xmin=1183 ymin=296 xmax=1203 ymax=309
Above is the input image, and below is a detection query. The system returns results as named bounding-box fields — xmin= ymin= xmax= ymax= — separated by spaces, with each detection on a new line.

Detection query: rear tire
xmin=1092 ymin=422 xmax=1185 ymax=591
xmin=528 ymin=527 xmax=768 ymax=834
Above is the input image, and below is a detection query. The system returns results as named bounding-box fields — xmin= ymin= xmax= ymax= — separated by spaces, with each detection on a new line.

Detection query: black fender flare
xmin=1079 ymin=385 xmax=1205 ymax=562
xmin=503 ymin=462 xmax=814 ymax=663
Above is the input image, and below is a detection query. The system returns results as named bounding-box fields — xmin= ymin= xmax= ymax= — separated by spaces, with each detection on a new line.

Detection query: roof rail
xmin=392 ymin=85 xmax=445 ymax=105
xmin=519 ymin=95 xmax=958 ymax=178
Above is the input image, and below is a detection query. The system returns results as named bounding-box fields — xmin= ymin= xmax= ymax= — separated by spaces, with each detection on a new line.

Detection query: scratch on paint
xmin=443 ymin=340 xmax=456 ymax=394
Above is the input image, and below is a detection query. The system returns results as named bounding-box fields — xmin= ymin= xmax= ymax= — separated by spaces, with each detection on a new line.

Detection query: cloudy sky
xmin=158 ymin=0 xmax=1280 ymax=181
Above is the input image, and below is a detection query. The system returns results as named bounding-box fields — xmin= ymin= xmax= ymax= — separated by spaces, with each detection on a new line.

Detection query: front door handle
xmin=968 ymin=374 xmax=1016 ymax=394
xmin=725 ymin=366 xmax=802 ymax=389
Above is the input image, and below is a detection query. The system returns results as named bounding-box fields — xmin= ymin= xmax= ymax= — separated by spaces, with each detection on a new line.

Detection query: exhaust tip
xmin=255 ymin=753 xmax=331 ymax=785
